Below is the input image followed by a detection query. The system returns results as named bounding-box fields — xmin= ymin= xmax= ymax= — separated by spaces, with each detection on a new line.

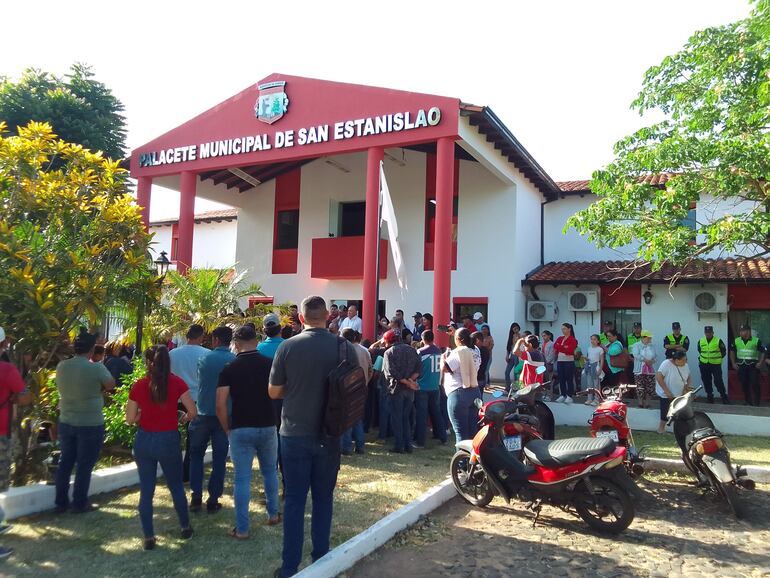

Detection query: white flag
xmin=379 ymin=161 xmax=408 ymax=292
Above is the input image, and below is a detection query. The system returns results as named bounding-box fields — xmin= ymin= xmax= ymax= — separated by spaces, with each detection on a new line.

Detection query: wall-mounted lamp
xmin=643 ymin=286 xmax=653 ymax=305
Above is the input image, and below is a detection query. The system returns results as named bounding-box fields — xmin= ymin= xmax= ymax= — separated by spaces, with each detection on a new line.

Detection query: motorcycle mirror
xmin=492 ymin=390 xmax=503 ymax=398
xmin=535 ymin=365 xmax=547 ymax=375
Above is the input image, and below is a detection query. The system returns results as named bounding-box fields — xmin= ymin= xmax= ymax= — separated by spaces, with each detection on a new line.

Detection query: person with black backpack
xmin=269 ymin=296 xmax=363 ymax=578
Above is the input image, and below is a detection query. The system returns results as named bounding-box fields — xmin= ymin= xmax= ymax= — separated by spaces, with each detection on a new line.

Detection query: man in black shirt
xmin=216 ymin=325 xmax=279 ymax=539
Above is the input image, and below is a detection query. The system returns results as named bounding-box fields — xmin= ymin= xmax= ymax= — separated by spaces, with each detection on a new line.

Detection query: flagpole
xmin=374 ymin=161 xmax=384 ymax=338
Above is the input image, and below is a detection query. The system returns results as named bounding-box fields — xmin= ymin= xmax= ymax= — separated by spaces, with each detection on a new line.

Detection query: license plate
xmin=596 ymin=429 xmax=619 ymax=442
xmin=504 ymin=435 xmax=522 ymax=452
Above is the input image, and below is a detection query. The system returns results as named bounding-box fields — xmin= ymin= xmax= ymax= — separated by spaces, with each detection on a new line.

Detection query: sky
xmin=2 ymin=0 xmax=752 ymax=219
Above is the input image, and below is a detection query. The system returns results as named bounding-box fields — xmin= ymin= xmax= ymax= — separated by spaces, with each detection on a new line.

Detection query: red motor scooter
xmin=479 ymin=381 xmax=555 ymax=461
xmin=451 ymin=396 xmax=639 ymax=534
xmin=584 ymin=385 xmax=646 ymax=478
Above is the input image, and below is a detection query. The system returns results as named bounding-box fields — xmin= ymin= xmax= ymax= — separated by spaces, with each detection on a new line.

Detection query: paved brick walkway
xmin=350 ymin=476 xmax=770 ymax=578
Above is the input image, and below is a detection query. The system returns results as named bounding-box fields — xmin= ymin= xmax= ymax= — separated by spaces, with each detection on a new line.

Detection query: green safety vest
xmin=600 ymin=334 xmax=610 ymax=346
xmin=627 ymin=334 xmax=641 ymax=349
xmin=698 ymin=337 xmax=723 ymax=365
xmin=734 ymin=337 xmax=759 ymax=362
xmin=667 ymin=334 xmax=688 ymax=347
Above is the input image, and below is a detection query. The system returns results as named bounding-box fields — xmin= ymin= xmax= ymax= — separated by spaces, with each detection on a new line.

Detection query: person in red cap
xmin=382 ymin=330 xmax=421 ymax=453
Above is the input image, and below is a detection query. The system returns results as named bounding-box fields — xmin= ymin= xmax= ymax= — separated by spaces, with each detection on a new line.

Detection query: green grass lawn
xmin=2 ymin=436 xmax=454 ymax=578
xmin=557 ymin=425 xmax=770 ymax=467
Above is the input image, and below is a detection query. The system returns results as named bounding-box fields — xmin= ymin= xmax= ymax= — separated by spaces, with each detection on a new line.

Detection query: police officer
xmin=664 ymin=322 xmax=690 ymax=359
xmin=697 ymin=326 xmax=729 ymax=404
xmin=599 ymin=321 xmax=613 ymax=347
xmin=729 ymin=324 xmax=766 ymax=406
xmin=626 ymin=322 xmax=643 ymax=350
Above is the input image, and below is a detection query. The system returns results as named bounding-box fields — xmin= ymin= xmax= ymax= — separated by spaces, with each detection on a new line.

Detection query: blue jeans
xmin=447 ymin=388 xmax=480 ymax=441
xmin=505 ymin=357 xmax=517 ymax=391
xmin=230 ymin=427 xmax=279 ymax=533
xmin=438 ymin=386 xmax=449 ymax=437
xmin=557 ymin=361 xmax=576 ymax=397
xmin=133 ymin=429 xmax=190 ymax=538
xmin=378 ymin=380 xmax=391 ymax=439
xmin=389 ymin=388 xmax=415 ymax=451
xmin=280 ymin=435 xmax=340 ymax=577
xmin=414 ymin=390 xmax=447 ymax=446
xmin=188 ymin=415 xmax=229 ymax=503
xmin=341 ymin=421 xmax=364 ymax=453
xmin=54 ymin=422 xmax=104 ymax=510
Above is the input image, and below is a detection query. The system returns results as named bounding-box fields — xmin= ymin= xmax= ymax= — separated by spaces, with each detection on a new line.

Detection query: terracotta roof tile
xmin=556 ymin=173 xmax=676 ymax=193
xmin=150 ymin=208 xmax=238 ymax=226
xmin=524 ymin=259 xmax=770 ymax=285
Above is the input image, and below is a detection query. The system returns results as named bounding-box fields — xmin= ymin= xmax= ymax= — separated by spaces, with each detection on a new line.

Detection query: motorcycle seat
xmin=524 ymin=437 xmax=616 ymax=468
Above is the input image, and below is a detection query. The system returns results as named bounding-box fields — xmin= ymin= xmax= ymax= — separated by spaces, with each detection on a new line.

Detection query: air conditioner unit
xmin=527 ymin=301 xmax=558 ymax=322
xmin=693 ymin=288 xmax=727 ymax=313
xmin=568 ymin=290 xmax=599 ymax=312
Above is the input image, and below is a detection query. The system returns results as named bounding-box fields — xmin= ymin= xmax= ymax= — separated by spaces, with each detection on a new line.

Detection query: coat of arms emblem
xmin=255 ymin=81 xmax=289 ymax=124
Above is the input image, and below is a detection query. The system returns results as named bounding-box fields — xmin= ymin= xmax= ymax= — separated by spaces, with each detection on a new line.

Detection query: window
xmin=339 ymin=202 xmax=366 ymax=237
xmin=679 ymin=202 xmax=697 ymax=244
xmin=453 ymin=298 xmax=488 ymax=326
xmin=276 ymin=209 xmax=299 ymax=249
xmin=728 ymin=310 xmax=770 ymax=347
xmin=424 ymin=197 xmax=459 ymax=243
xmin=601 ymin=308 xmax=642 ymax=343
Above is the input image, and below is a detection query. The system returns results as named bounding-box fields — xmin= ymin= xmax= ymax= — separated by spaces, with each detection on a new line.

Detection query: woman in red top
xmin=553 ymin=323 xmax=579 ymax=404
xmin=126 ymin=345 xmax=197 ymax=550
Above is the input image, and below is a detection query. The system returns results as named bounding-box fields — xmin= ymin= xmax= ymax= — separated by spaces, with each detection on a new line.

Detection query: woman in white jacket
xmin=631 ymin=330 xmax=657 ymax=408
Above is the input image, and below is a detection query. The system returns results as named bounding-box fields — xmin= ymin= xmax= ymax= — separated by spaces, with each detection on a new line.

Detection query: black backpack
xmin=323 ymin=338 xmax=368 ymax=437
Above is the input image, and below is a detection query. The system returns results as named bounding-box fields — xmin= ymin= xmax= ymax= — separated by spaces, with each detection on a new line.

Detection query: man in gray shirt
xmin=269 ymin=296 xmax=359 ymax=577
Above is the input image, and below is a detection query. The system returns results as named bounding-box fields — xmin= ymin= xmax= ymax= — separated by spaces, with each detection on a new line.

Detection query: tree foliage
xmin=0 ymin=63 xmax=127 ymax=160
xmin=0 ymin=121 xmax=154 ymax=482
xmin=567 ymin=1 xmax=770 ymax=268
xmin=144 ymin=267 xmax=289 ymax=342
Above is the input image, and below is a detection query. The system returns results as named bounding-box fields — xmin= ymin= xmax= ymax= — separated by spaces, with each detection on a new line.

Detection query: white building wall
xmin=149 ymin=220 xmax=238 ymax=269
xmin=234 ymin=148 xmax=527 ymax=379
xmin=641 ymin=284 xmax=728 ymax=393
xmin=545 ymin=193 xmax=760 ymax=263
xmin=528 ymin=283 xmax=730 ymax=395
xmin=544 ymin=195 xmax=637 ymax=262
xmin=526 ymin=284 xmax=605 ymax=350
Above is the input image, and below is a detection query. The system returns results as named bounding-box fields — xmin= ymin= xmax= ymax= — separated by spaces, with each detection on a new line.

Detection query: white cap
xmin=0 ymin=327 xmax=5 ymax=342
xmin=473 ymin=312 xmax=483 ymax=321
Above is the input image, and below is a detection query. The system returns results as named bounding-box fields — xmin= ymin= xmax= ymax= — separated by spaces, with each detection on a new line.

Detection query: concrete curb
xmin=644 ymin=457 xmax=770 ymax=483
xmin=0 ymin=448 xmax=212 ymax=520
xmin=295 ymin=478 xmax=456 ymax=578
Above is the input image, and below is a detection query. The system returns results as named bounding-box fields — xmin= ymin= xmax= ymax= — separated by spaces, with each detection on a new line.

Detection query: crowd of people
xmin=0 ymin=302 xmax=766 ymax=569
xmin=504 ymin=318 xmax=767 ymax=433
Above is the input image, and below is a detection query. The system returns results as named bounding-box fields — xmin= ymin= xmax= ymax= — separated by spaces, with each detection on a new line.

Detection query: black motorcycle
xmin=666 ymin=386 xmax=755 ymax=518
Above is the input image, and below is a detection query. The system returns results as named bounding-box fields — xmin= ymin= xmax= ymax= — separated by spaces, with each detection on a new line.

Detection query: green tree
xmin=567 ymin=1 xmax=770 ymax=270
xmin=0 ymin=121 xmax=155 ymax=482
xmin=144 ymin=267 xmax=288 ymax=342
xmin=0 ymin=63 xmax=126 ymax=160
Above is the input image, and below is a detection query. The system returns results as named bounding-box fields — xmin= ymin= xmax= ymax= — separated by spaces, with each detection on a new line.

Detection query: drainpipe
xmin=540 ymin=201 xmax=545 ymax=266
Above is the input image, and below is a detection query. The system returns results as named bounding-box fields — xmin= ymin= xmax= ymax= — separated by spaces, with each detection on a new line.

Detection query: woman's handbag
xmin=609 ymin=351 xmax=631 ymax=369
